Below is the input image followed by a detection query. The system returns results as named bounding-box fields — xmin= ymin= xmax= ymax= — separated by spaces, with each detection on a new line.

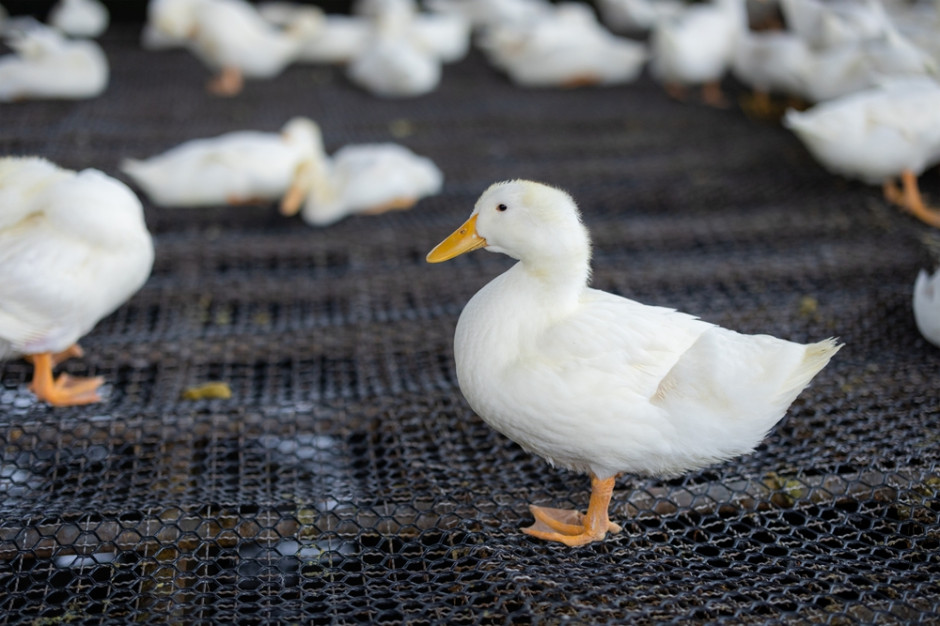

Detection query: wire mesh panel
xmin=1 ymin=18 xmax=939 ymax=625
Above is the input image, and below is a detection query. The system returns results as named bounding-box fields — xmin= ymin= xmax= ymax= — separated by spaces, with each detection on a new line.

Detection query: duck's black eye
xmin=496 ymin=203 xmax=508 ymax=212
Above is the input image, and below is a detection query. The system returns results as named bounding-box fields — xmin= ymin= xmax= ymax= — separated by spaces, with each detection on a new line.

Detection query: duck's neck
xmin=516 ymin=244 xmax=592 ymax=309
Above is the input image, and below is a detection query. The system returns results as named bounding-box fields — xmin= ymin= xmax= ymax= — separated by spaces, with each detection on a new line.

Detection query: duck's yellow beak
xmin=426 ymin=214 xmax=487 ymax=263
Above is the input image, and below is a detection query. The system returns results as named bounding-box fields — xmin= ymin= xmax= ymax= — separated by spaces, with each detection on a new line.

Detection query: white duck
xmin=649 ymin=0 xmax=747 ymax=106
xmin=282 ymin=122 xmax=443 ymax=227
xmin=48 ymin=0 xmax=109 ymax=38
xmin=257 ymin=2 xmax=370 ymax=64
xmin=794 ymin=27 xmax=937 ymax=104
xmin=0 ymin=157 xmax=154 ymax=407
xmin=424 ymin=0 xmax=552 ymax=31
xmin=784 ymin=78 xmax=940 ymax=227
xmin=0 ymin=20 xmax=108 ymax=101
xmin=780 ymin=0 xmax=889 ymax=49
xmin=732 ymin=26 xmax=812 ymax=111
xmin=479 ymin=2 xmax=647 ymax=88
xmin=121 ymin=117 xmax=321 ymax=212
xmin=346 ymin=0 xmax=441 ymax=98
xmin=595 ymin=0 xmax=683 ymax=34
xmin=426 ymin=180 xmax=840 ymax=546
xmin=914 ymin=268 xmax=940 ymax=347
xmin=355 ymin=0 xmax=471 ymax=63
xmin=146 ymin=0 xmax=318 ymax=96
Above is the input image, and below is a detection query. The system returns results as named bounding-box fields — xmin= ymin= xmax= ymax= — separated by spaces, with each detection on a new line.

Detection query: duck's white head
xmin=427 ymin=180 xmax=592 ymax=279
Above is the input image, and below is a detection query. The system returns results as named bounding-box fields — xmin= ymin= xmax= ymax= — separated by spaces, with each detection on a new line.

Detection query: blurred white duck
xmin=257 ymin=2 xmax=370 ymax=63
xmin=146 ymin=0 xmax=318 ymax=96
xmin=424 ymin=0 xmax=552 ymax=31
xmin=732 ymin=28 xmax=812 ymax=113
xmin=0 ymin=157 xmax=153 ymax=407
xmin=355 ymin=0 xmax=471 ymax=63
xmin=347 ymin=0 xmax=441 ymax=98
xmin=121 ymin=117 xmax=320 ymax=212
xmin=650 ymin=0 xmax=747 ymax=106
xmin=914 ymin=268 xmax=940 ymax=348
xmin=49 ymin=0 xmax=109 ymax=38
xmin=479 ymin=2 xmax=647 ymax=88
xmin=886 ymin=0 xmax=940 ymax=68
xmin=281 ymin=122 xmax=443 ymax=226
xmin=806 ymin=28 xmax=936 ymax=103
xmin=780 ymin=0 xmax=889 ymax=49
xmin=784 ymin=78 xmax=940 ymax=227
xmin=426 ymin=180 xmax=840 ymax=546
xmin=0 ymin=19 xmax=108 ymax=101
xmin=595 ymin=0 xmax=683 ymax=34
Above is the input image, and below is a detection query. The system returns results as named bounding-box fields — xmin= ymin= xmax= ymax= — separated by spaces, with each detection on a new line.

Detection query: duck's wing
xmin=536 ymin=288 xmax=711 ymax=399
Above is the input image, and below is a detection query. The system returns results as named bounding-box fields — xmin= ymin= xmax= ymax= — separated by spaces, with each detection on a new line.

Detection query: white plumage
xmin=347 ymin=0 xmax=442 ymax=98
xmin=427 ymin=180 xmax=840 ymax=546
xmin=0 ymin=20 xmax=108 ymax=101
xmin=479 ymin=2 xmax=647 ymax=88
xmin=914 ymin=268 xmax=940 ymax=348
xmin=48 ymin=0 xmax=109 ymax=38
xmin=0 ymin=157 xmax=153 ymax=406
xmin=121 ymin=117 xmax=321 ymax=210
xmin=145 ymin=0 xmax=318 ymax=95
xmin=257 ymin=2 xmax=370 ymax=64
xmin=650 ymin=0 xmax=747 ymax=104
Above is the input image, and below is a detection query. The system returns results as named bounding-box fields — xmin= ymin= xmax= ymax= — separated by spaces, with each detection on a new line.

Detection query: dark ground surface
xmin=0 ymin=17 xmax=939 ymax=625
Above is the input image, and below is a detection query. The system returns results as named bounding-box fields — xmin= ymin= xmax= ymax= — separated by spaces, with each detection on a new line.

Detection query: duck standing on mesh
xmin=0 ymin=157 xmax=154 ymax=406
xmin=427 ymin=180 xmax=841 ymax=547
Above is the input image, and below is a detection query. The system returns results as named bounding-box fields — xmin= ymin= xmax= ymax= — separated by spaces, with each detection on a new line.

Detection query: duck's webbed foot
xmin=28 ymin=352 xmax=104 ymax=407
xmin=522 ymin=475 xmax=622 ymax=547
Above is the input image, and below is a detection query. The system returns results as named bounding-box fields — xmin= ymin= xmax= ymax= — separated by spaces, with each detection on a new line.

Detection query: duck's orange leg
xmin=896 ymin=170 xmax=940 ymax=228
xmin=207 ymin=66 xmax=244 ymax=97
xmin=24 ymin=343 xmax=84 ymax=368
xmin=701 ymin=81 xmax=729 ymax=108
xmin=523 ymin=474 xmax=622 ymax=547
xmin=280 ymin=162 xmax=315 ymax=217
xmin=28 ymin=352 xmax=104 ymax=407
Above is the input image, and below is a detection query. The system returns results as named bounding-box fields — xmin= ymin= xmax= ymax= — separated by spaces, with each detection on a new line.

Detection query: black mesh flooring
xmin=2 ymin=19 xmax=940 ymax=625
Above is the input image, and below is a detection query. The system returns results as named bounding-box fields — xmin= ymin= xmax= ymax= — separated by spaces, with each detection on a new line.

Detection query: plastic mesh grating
xmin=1 ymin=16 xmax=940 ymax=625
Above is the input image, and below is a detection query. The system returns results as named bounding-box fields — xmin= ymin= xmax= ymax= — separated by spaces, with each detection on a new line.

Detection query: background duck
xmin=0 ymin=157 xmax=153 ymax=407
xmin=914 ymin=268 xmax=940 ymax=348
xmin=595 ymin=0 xmax=683 ymax=35
xmin=282 ymin=121 xmax=443 ymax=226
xmin=780 ymin=0 xmax=889 ymax=49
xmin=784 ymin=77 xmax=940 ymax=228
xmin=649 ymin=0 xmax=747 ymax=106
xmin=146 ymin=0 xmax=318 ymax=96
xmin=478 ymin=2 xmax=647 ymax=88
xmin=0 ymin=19 xmax=108 ymax=101
xmin=426 ymin=180 xmax=840 ymax=547
xmin=121 ymin=117 xmax=320 ymax=212
xmin=257 ymin=2 xmax=370 ymax=64
xmin=48 ymin=0 xmax=109 ymax=38
xmin=355 ymin=0 xmax=471 ymax=63
xmin=346 ymin=0 xmax=442 ymax=98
